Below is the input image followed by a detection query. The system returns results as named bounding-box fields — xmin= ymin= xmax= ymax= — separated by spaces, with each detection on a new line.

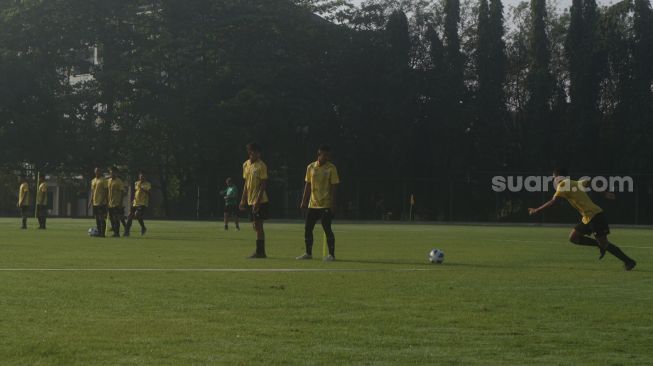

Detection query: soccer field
xmin=0 ymin=219 xmax=651 ymax=365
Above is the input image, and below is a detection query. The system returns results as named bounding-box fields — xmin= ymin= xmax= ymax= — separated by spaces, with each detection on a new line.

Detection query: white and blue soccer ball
xmin=88 ymin=227 xmax=99 ymax=237
xmin=428 ymin=248 xmax=445 ymax=264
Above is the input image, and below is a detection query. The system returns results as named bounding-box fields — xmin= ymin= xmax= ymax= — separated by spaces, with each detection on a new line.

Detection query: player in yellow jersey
xmin=17 ymin=174 xmax=31 ymax=229
xmin=90 ymin=167 xmax=109 ymax=237
xmin=297 ymin=145 xmax=340 ymax=261
xmin=529 ymin=168 xmax=636 ymax=271
xmin=107 ymin=167 xmax=127 ymax=238
xmin=35 ymin=175 xmax=48 ymax=230
xmin=125 ymin=171 xmax=151 ymax=236
xmin=239 ymin=142 xmax=269 ymax=258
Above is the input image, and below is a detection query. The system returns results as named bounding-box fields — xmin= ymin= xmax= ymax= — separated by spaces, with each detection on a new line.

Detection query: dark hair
xmin=553 ymin=167 xmax=568 ymax=177
xmin=110 ymin=166 xmax=119 ymax=173
xmin=246 ymin=142 xmax=261 ymax=152
xmin=318 ymin=144 xmax=331 ymax=153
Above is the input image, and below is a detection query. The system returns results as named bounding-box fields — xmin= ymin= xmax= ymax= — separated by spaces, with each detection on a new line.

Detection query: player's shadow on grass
xmin=336 ymin=258 xmax=432 ymax=266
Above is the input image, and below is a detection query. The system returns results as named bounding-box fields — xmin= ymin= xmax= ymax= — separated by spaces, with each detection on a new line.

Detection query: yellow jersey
xmin=243 ymin=159 xmax=269 ymax=205
xmin=36 ymin=182 xmax=48 ymax=206
xmin=18 ymin=182 xmax=30 ymax=207
xmin=107 ymin=177 xmax=126 ymax=208
xmin=305 ymin=161 xmax=340 ymax=208
xmin=133 ymin=180 xmax=152 ymax=207
xmin=91 ymin=177 xmax=109 ymax=206
xmin=554 ymin=179 xmax=603 ymax=224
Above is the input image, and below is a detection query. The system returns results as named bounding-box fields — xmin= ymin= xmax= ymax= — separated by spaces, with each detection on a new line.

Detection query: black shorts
xmin=36 ymin=204 xmax=48 ymax=217
xmin=93 ymin=205 xmax=108 ymax=216
xmin=130 ymin=205 xmax=147 ymax=216
xmin=575 ymin=212 xmax=610 ymax=237
xmin=19 ymin=206 xmax=31 ymax=217
xmin=249 ymin=203 xmax=269 ymax=221
xmin=224 ymin=204 xmax=239 ymax=215
xmin=109 ymin=206 xmax=125 ymax=217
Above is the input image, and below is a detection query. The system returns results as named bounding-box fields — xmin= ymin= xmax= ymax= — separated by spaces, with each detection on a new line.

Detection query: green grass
xmin=0 ymin=218 xmax=651 ymax=365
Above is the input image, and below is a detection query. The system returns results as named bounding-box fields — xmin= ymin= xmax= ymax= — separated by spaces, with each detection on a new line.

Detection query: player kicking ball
xmin=529 ymin=168 xmax=636 ymax=271
xmin=296 ymin=145 xmax=340 ymax=261
xmin=239 ymin=143 xmax=269 ymax=259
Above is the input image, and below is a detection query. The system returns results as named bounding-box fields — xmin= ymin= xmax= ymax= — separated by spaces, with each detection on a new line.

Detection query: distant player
xmin=90 ymin=167 xmax=109 ymax=237
xmin=125 ymin=171 xmax=151 ymax=236
xmin=529 ymin=168 xmax=637 ymax=271
xmin=220 ymin=177 xmax=240 ymax=231
xmin=36 ymin=175 xmax=48 ymax=230
xmin=239 ymin=142 xmax=269 ymax=258
xmin=297 ymin=145 xmax=340 ymax=261
xmin=17 ymin=174 xmax=30 ymax=229
xmin=107 ymin=167 xmax=127 ymax=238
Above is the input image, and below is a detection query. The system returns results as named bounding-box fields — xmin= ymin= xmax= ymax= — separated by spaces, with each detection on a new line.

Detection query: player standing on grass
xmin=107 ymin=167 xmax=127 ymax=238
xmin=17 ymin=174 xmax=30 ymax=229
xmin=529 ymin=168 xmax=637 ymax=271
xmin=36 ymin=175 xmax=48 ymax=230
xmin=239 ymin=143 xmax=269 ymax=258
xmin=221 ymin=177 xmax=240 ymax=231
xmin=90 ymin=167 xmax=109 ymax=237
xmin=296 ymin=145 xmax=340 ymax=261
xmin=124 ymin=171 xmax=151 ymax=237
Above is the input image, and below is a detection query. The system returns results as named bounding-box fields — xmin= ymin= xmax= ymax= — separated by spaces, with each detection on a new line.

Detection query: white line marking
xmin=0 ymin=268 xmax=440 ymax=273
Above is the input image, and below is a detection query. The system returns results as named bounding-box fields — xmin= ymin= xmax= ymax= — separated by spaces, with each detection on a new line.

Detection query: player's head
xmin=138 ymin=171 xmax=145 ymax=181
xmin=94 ymin=167 xmax=102 ymax=178
xmin=19 ymin=174 xmax=26 ymax=182
xmin=246 ymin=142 xmax=261 ymax=161
xmin=109 ymin=166 xmax=118 ymax=178
xmin=226 ymin=177 xmax=233 ymax=186
xmin=552 ymin=167 xmax=569 ymax=186
xmin=39 ymin=175 xmax=45 ymax=182
xmin=317 ymin=144 xmax=331 ymax=164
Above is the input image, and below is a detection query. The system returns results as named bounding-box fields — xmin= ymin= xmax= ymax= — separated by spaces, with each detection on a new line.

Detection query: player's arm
xmin=300 ymin=182 xmax=311 ymax=209
xmin=528 ymin=196 xmax=561 ymax=216
xmin=254 ymin=179 xmax=267 ymax=212
xmin=239 ymin=185 xmax=248 ymax=210
xmin=330 ymin=184 xmax=337 ymax=211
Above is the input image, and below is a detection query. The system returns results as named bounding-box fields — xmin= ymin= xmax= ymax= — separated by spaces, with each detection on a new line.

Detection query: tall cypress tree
xmin=630 ymin=0 xmax=653 ymax=169
xmin=488 ymin=0 xmax=507 ymax=113
xmin=443 ymin=0 xmax=464 ymax=103
xmin=525 ymin=0 xmax=552 ymax=165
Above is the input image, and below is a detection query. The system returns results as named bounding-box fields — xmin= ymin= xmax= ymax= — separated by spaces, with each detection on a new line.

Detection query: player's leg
xmin=38 ymin=204 xmax=47 ymax=229
xmin=20 ymin=206 xmax=28 ymax=229
xmin=224 ymin=206 xmax=230 ymax=230
xmin=110 ymin=208 xmax=120 ymax=237
xmin=321 ymin=209 xmax=336 ymax=259
xmin=298 ymin=209 xmax=320 ymax=259
xmin=119 ymin=208 xmax=128 ymax=233
xmin=234 ymin=210 xmax=240 ymax=230
xmin=125 ymin=207 xmax=134 ymax=236
xmin=596 ymin=235 xmax=636 ymax=270
xmin=136 ymin=207 xmax=147 ymax=235
xmin=248 ymin=205 xmax=267 ymax=258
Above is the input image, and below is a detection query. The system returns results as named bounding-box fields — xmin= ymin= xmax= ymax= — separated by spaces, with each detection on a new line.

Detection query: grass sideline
xmin=0 ymin=218 xmax=651 ymax=365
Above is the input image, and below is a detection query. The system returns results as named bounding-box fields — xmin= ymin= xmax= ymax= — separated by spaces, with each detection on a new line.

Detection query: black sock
xmin=137 ymin=218 xmax=145 ymax=230
xmin=22 ymin=218 xmax=27 ymax=228
xmin=42 ymin=217 xmax=46 ymax=229
xmin=101 ymin=220 xmax=107 ymax=236
xmin=305 ymin=240 xmax=313 ymax=256
xmin=256 ymin=240 xmax=266 ymax=255
xmin=607 ymin=243 xmax=633 ymax=263
xmin=327 ymin=239 xmax=335 ymax=256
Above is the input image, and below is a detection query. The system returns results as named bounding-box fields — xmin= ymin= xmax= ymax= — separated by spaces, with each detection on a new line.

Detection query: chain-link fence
xmin=2 ymin=171 xmax=653 ymax=225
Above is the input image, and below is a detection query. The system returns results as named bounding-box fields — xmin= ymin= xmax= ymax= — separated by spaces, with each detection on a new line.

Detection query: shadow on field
xmin=336 ymin=258 xmax=432 ymax=266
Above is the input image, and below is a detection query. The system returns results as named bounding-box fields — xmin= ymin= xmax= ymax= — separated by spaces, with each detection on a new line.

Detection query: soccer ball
xmin=428 ymin=248 xmax=445 ymax=264
xmin=88 ymin=227 xmax=99 ymax=237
